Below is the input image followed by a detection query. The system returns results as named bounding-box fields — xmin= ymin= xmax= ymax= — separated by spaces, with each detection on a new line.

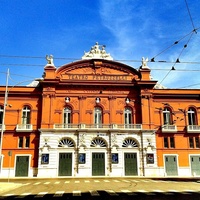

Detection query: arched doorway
xmin=58 ymin=137 xmax=75 ymax=176
xmin=90 ymin=137 xmax=107 ymax=176
xmin=122 ymin=137 xmax=139 ymax=176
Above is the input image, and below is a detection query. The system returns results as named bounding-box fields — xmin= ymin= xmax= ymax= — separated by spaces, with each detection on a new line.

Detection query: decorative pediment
xmin=56 ymin=59 xmax=141 ymax=83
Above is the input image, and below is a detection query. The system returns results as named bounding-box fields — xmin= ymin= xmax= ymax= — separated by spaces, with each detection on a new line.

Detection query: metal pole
xmin=0 ymin=69 xmax=9 ymax=174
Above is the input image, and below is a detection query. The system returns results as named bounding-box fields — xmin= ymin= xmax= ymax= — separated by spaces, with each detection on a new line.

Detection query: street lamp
xmin=0 ymin=69 xmax=9 ymax=173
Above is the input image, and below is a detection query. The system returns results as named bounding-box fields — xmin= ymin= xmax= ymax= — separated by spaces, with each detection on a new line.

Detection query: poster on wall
xmin=41 ymin=154 xmax=49 ymax=164
xmin=112 ymin=153 xmax=118 ymax=164
xmin=146 ymin=153 xmax=154 ymax=164
xmin=79 ymin=153 xmax=86 ymax=164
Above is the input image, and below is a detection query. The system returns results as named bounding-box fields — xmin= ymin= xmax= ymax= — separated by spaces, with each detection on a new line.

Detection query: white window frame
xmin=22 ymin=106 xmax=31 ymax=125
xmin=63 ymin=107 xmax=71 ymax=124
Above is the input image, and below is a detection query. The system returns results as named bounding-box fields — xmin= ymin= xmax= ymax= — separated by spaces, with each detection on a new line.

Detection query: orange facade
xmin=0 ymin=43 xmax=200 ymax=178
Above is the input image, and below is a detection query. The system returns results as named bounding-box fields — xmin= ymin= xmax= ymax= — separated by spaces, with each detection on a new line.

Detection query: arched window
xmin=64 ymin=107 xmax=72 ymax=124
xmin=124 ymin=107 xmax=132 ymax=127
xmin=163 ymin=107 xmax=172 ymax=125
xmin=94 ymin=107 xmax=102 ymax=127
xmin=90 ymin=137 xmax=107 ymax=147
xmin=188 ymin=107 xmax=197 ymax=125
xmin=22 ymin=106 xmax=31 ymax=124
xmin=122 ymin=138 xmax=139 ymax=148
xmin=0 ymin=106 xmax=3 ymax=124
xmin=58 ymin=138 xmax=75 ymax=147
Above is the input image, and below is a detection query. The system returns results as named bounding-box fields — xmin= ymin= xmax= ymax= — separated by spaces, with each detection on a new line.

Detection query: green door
xmin=92 ymin=153 xmax=105 ymax=176
xmin=124 ymin=153 xmax=138 ymax=176
xmin=15 ymin=156 xmax=29 ymax=177
xmin=191 ymin=156 xmax=200 ymax=176
xmin=58 ymin=153 xmax=72 ymax=176
xmin=165 ymin=155 xmax=178 ymax=176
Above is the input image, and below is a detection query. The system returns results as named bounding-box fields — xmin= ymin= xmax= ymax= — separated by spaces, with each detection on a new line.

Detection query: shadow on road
xmin=0 ymin=191 xmax=200 ymax=200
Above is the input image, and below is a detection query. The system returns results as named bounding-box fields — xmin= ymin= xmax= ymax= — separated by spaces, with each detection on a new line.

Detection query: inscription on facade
xmin=64 ymin=74 xmax=131 ymax=81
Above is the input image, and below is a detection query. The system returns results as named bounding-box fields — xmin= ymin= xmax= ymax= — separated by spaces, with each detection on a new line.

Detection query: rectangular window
xmin=170 ymin=137 xmax=175 ymax=148
xmin=164 ymin=137 xmax=175 ymax=148
xmin=25 ymin=136 xmax=30 ymax=148
xmin=189 ymin=137 xmax=194 ymax=148
xmin=18 ymin=137 xmax=23 ymax=148
xmin=195 ymin=137 xmax=200 ymax=148
xmin=164 ymin=137 xmax=169 ymax=148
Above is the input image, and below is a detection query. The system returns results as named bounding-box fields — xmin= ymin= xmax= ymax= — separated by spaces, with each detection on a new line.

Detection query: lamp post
xmin=0 ymin=69 xmax=9 ymax=173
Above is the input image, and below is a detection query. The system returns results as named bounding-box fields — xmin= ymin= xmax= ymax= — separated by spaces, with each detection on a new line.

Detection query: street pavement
xmin=0 ymin=178 xmax=200 ymax=199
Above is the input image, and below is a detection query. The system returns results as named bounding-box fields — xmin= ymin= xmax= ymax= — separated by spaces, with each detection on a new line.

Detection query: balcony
xmin=53 ymin=123 xmax=142 ymax=131
xmin=16 ymin=124 xmax=33 ymax=132
xmin=0 ymin=124 xmax=6 ymax=131
xmin=162 ymin=124 xmax=177 ymax=133
xmin=53 ymin=124 xmax=79 ymax=129
xmin=187 ymin=125 xmax=200 ymax=133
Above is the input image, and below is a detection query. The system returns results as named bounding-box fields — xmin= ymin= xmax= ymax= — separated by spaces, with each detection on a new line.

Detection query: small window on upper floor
xmin=163 ymin=107 xmax=172 ymax=125
xmin=22 ymin=106 xmax=31 ymax=124
xmin=63 ymin=107 xmax=72 ymax=124
xmin=187 ymin=107 xmax=197 ymax=125
xmin=124 ymin=107 xmax=132 ymax=125
xmin=0 ymin=106 xmax=3 ymax=124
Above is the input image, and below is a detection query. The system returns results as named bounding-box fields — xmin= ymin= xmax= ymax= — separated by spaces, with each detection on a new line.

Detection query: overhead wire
xmin=159 ymin=29 xmax=196 ymax=84
xmin=184 ymin=0 xmax=197 ymax=31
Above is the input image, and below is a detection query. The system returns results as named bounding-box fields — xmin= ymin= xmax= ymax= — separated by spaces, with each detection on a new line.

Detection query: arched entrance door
xmin=58 ymin=137 xmax=75 ymax=176
xmin=91 ymin=137 xmax=107 ymax=176
xmin=122 ymin=137 xmax=139 ymax=176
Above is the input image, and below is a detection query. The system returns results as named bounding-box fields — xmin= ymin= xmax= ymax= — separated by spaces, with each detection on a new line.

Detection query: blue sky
xmin=0 ymin=0 xmax=200 ymax=88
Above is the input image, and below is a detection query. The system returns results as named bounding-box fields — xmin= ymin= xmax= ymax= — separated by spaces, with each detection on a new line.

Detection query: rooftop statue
xmin=141 ymin=57 xmax=150 ymax=69
xmin=46 ymin=54 xmax=54 ymax=65
xmin=82 ymin=42 xmax=113 ymax=60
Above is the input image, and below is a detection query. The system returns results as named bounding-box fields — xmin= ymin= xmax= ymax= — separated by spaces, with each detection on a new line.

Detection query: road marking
xmin=153 ymin=190 xmax=165 ymax=193
xmin=122 ymin=180 xmax=130 ymax=182
xmin=168 ymin=190 xmax=179 ymax=193
xmin=141 ymin=180 xmax=149 ymax=183
xmin=85 ymin=180 xmax=90 ymax=183
xmin=54 ymin=181 xmax=60 ymax=184
xmin=65 ymin=181 xmax=70 ymax=183
xmin=33 ymin=182 xmax=41 ymax=185
xmin=73 ymin=191 xmax=81 ymax=196
xmin=137 ymin=190 xmax=147 ymax=192
xmin=35 ymin=192 xmax=48 ymax=198
xmin=3 ymin=194 xmax=14 ymax=197
xmin=89 ymin=190 xmax=100 ymax=196
xmin=53 ymin=191 xmax=65 ymax=197
xmin=94 ymin=180 xmax=100 ymax=182
xmin=16 ymin=193 xmax=32 ymax=198
xmin=131 ymin=180 xmax=139 ymax=182
xmin=103 ymin=180 xmax=110 ymax=182
xmin=121 ymin=189 xmax=136 ymax=195
xmin=44 ymin=182 xmax=50 ymax=185
xmin=105 ymin=190 xmax=118 ymax=196
xmin=75 ymin=180 xmax=80 ymax=183
xmin=113 ymin=180 xmax=120 ymax=182
xmin=21 ymin=193 xmax=31 ymax=196
xmin=23 ymin=183 xmax=30 ymax=186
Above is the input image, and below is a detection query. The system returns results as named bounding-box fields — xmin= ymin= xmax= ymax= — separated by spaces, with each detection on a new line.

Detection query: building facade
xmin=0 ymin=43 xmax=200 ymax=178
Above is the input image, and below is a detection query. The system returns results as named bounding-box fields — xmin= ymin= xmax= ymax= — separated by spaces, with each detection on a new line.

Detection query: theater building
xmin=0 ymin=43 xmax=200 ymax=178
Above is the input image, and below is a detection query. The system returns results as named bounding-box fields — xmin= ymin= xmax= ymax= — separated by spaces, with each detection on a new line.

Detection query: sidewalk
xmin=0 ymin=182 xmax=22 ymax=193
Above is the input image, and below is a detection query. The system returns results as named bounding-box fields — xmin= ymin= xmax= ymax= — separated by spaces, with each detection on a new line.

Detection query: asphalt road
xmin=0 ymin=178 xmax=200 ymax=200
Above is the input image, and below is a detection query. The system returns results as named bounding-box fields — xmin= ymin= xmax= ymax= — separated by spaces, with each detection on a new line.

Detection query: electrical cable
xmin=184 ymin=0 xmax=197 ymax=31
xmin=159 ymin=30 xmax=196 ymax=84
